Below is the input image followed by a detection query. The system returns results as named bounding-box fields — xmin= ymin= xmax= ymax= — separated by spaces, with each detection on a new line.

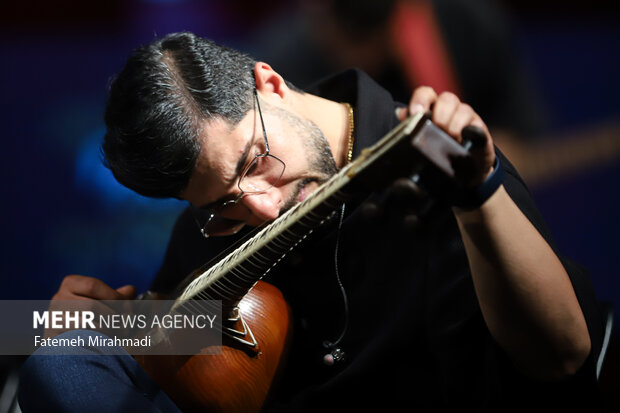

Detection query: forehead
xmin=181 ymin=115 xmax=252 ymax=206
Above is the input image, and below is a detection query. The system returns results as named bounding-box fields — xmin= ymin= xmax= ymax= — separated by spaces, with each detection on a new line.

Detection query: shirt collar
xmin=306 ymin=68 xmax=400 ymax=160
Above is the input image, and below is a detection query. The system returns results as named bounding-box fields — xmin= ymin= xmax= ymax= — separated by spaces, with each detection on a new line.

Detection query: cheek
xmin=269 ymin=138 xmax=303 ymax=179
xmin=221 ymin=204 xmax=250 ymax=221
xmin=268 ymin=119 xmax=330 ymax=182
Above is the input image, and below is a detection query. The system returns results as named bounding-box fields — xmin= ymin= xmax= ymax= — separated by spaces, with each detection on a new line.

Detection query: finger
xmin=469 ymin=117 xmax=494 ymax=155
xmin=447 ymin=103 xmax=476 ymax=141
xmin=116 ymin=285 xmax=137 ymax=299
xmin=432 ymin=91 xmax=460 ymax=131
xmin=55 ymin=275 xmax=127 ymax=301
xmin=410 ymin=86 xmax=437 ymax=114
xmin=395 ymin=106 xmax=407 ymax=121
xmin=461 ymin=119 xmax=496 ymax=181
xmin=386 ymin=177 xmax=425 ymax=199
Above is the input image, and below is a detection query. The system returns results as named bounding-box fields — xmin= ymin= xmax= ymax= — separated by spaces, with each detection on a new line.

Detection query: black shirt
xmin=152 ymin=69 xmax=603 ymax=412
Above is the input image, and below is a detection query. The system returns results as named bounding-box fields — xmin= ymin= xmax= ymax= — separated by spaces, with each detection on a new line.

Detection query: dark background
xmin=1 ymin=0 xmax=618 ymax=410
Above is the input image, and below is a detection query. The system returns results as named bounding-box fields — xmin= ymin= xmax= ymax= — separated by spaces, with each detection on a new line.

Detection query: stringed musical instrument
xmin=136 ymin=112 xmax=473 ymax=412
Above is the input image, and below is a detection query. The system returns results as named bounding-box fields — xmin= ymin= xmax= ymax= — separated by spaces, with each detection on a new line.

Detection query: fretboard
xmin=172 ymin=111 xmax=462 ymax=311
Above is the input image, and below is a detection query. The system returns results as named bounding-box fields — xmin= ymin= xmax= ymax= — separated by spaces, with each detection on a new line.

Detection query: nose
xmin=240 ymin=189 xmax=282 ymax=223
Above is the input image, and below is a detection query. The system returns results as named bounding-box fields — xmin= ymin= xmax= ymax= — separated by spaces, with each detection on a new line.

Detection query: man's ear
xmin=253 ymin=62 xmax=288 ymax=100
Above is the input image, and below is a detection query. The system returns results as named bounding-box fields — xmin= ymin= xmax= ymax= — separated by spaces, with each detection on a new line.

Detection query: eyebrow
xmin=197 ymin=136 xmax=254 ymax=210
xmin=231 ymin=137 xmax=254 ymax=185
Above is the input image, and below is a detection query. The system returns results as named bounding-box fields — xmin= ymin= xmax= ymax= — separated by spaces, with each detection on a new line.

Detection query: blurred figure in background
xmin=246 ymin=0 xmax=620 ymax=187
xmin=249 ymin=0 xmax=546 ymax=139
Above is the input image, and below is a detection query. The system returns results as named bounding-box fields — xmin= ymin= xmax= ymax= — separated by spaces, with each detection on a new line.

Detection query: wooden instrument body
xmin=135 ymin=281 xmax=292 ymax=413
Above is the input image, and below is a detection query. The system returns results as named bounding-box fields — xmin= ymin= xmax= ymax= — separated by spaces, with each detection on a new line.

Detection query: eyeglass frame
xmin=192 ymin=87 xmax=286 ymax=238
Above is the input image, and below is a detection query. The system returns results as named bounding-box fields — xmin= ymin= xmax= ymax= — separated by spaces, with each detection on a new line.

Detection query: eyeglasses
xmin=192 ymin=88 xmax=286 ymax=238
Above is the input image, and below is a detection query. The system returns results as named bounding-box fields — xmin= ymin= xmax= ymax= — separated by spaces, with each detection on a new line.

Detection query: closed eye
xmin=243 ymin=157 xmax=259 ymax=176
xmin=231 ymin=137 xmax=254 ymax=185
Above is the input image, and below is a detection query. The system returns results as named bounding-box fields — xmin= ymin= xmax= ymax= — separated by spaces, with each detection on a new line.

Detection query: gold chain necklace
xmin=342 ymin=102 xmax=355 ymax=164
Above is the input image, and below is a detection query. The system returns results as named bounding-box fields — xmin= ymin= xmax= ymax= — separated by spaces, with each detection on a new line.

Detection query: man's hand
xmin=398 ymin=87 xmax=591 ymax=379
xmin=397 ymin=86 xmax=496 ymax=187
xmin=44 ymin=275 xmax=137 ymax=339
xmin=363 ymin=86 xmax=498 ymax=229
xmin=52 ymin=274 xmax=136 ymax=301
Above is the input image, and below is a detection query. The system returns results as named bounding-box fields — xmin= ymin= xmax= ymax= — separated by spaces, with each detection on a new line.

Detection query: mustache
xmin=279 ymin=177 xmax=323 ymax=216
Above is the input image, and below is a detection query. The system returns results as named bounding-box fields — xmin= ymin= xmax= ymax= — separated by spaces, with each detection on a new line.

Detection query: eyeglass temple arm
xmin=254 ymin=88 xmax=270 ymax=154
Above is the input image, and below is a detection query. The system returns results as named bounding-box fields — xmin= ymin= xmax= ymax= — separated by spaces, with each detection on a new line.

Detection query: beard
xmin=269 ymin=106 xmax=339 ymax=215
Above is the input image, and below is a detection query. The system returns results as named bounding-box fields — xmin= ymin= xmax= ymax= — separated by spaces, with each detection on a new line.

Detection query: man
xmin=19 ymin=31 xmax=603 ymax=412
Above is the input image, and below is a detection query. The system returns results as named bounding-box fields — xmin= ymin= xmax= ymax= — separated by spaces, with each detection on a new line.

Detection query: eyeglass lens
xmin=238 ymin=154 xmax=285 ymax=193
xmin=200 ymin=155 xmax=285 ymax=237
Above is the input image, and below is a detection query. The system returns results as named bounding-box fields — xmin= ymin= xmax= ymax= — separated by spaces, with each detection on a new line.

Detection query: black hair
xmin=102 ymin=32 xmax=256 ymax=198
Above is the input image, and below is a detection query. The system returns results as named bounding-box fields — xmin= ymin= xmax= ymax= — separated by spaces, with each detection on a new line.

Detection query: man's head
xmin=102 ymin=31 xmax=256 ymax=199
xmin=102 ymin=32 xmax=342 ymax=234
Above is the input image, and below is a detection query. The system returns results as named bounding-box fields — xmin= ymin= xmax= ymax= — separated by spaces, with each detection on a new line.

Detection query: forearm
xmin=454 ymin=185 xmax=591 ymax=380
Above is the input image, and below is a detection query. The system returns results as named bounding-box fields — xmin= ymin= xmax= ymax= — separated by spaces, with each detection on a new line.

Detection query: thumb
xmin=395 ymin=106 xmax=407 ymax=121
xmin=116 ymin=285 xmax=137 ymax=299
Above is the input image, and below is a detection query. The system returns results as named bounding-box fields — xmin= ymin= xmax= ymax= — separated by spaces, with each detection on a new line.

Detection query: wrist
xmin=452 ymin=156 xmax=504 ymax=210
